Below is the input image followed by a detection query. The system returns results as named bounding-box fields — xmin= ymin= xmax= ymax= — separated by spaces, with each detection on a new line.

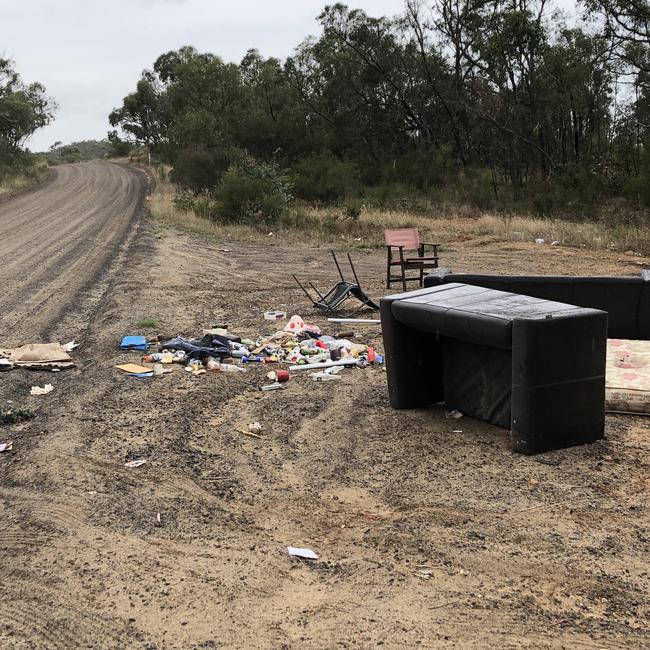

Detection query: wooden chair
xmin=384 ymin=228 xmax=439 ymax=290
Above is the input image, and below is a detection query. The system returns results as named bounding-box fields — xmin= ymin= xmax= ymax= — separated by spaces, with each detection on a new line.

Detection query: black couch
xmin=381 ymin=283 xmax=607 ymax=454
xmin=424 ymin=270 xmax=650 ymax=340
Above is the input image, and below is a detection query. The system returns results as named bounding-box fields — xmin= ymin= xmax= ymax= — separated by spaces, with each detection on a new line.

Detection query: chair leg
xmin=401 ymin=264 xmax=407 ymax=292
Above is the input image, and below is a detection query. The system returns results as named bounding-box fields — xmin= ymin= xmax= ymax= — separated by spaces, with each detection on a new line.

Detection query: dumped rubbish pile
xmin=0 ymin=341 xmax=79 ymax=372
xmin=116 ymin=314 xmax=383 ymax=384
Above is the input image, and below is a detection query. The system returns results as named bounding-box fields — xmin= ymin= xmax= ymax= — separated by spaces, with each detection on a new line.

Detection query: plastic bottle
xmin=206 ymin=358 xmax=221 ymax=371
xmin=312 ymin=372 xmax=342 ymax=382
xmin=261 ymin=382 xmax=284 ymax=391
xmin=218 ymin=363 xmax=246 ymax=373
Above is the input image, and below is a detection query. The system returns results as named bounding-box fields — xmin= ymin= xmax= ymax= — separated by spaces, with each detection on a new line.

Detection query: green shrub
xmin=215 ymin=154 xmax=293 ymax=225
xmin=292 ymin=152 xmax=359 ymax=202
xmin=170 ymin=147 xmax=232 ymax=192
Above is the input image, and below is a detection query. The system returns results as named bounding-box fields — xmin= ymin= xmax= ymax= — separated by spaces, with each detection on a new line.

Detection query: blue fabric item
xmin=120 ymin=335 xmax=149 ymax=351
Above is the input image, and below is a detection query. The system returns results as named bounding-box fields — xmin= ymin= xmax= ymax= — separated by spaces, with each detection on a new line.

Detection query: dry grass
xmin=0 ymin=171 xmax=38 ymax=198
xmin=0 ymin=159 xmax=49 ymax=199
xmin=147 ymin=174 xmax=650 ymax=255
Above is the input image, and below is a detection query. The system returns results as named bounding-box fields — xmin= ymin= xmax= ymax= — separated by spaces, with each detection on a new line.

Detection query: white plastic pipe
xmin=289 ymin=358 xmax=357 ymax=372
xmin=327 ymin=318 xmax=381 ymax=324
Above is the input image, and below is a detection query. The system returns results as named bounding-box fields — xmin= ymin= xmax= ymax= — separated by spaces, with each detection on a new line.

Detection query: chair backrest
xmin=384 ymin=227 xmax=421 ymax=250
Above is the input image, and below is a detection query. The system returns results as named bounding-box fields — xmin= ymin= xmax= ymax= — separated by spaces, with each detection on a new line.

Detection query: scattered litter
xmin=267 ymin=370 xmax=290 ymax=382
xmin=30 ymin=384 xmax=54 ymax=396
xmin=283 ymin=315 xmax=321 ymax=336
xmin=120 ymin=335 xmax=149 ymax=351
xmin=156 ymin=512 xmax=162 ymax=525
xmin=124 ymin=459 xmax=147 ymax=468
xmin=115 ymin=363 xmax=154 ymax=376
xmin=311 ymin=372 xmax=342 ymax=382
xmin=206 ymin=358 xmax=246 ymax=373
xmin=445 ymin=410 xmax=463 ymax=419
xmin=203 ymin=327 xmax=229 ymax=336
xmin=452 ymin=429 xmax=463 ymax=433
xmin=1 ymin=342 xmax=75 ymax=370
xmin=113 ymin=312 xmax=383 ymax=388
xmin=328 ymin=318 xmax=381 ymax=325
xmin=143 ymin=352 xmax=174 ymax=364
xmin=535 ymin=238 xmax=545 ymax=245
xmin=0 ymin=359 xmax=13 ymax=371
xmin=287 ymin=547 xmax=318 ymax=560
xmin=249 ymin=422 xmax=263 ymax=432
xmin=528 ymin=478 xmax=540 ymax=487
xmin=0 ymin=441 xmax=13 ymax=453
xmin=415 ymin=567 xmax=433 ymax=580
xmin=264 ymin=311 xmax=287 ymax=321
xmin=261 ymin=382 xmax=285 ymax=391
xmin=551 ymin=240 xmax=560 ymax=246
xmin=289 ymin=358 xmax=356 ymax=372
xmin=241 ymin=429 xmax=263 ymax=439
xmin=62 ymin=340 xmax=80 ymax=352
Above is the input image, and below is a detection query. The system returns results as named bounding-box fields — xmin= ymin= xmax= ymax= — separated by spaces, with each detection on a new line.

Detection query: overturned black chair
xmin=293 ymin=251 xmax=379 ymax=314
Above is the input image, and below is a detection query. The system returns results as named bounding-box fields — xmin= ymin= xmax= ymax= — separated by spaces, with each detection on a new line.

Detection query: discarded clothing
xmin=160 ymin=335 xmax=230 ymax=360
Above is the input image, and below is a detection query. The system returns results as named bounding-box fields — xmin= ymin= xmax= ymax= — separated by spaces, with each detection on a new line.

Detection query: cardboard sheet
xmin=0 ymin=343 xmax=74 ymax=369
xmin=115 ymin=363 xmax=154 ymax=375
xmin=606 ymin=339 xmax=650 ymax=415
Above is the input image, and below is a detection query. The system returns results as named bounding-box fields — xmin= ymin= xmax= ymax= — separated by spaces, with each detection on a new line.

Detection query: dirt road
xmin=0 ymin=161 xmax=147 ymax=346
xmin=0 ymin=163 xmax=649 ymax=649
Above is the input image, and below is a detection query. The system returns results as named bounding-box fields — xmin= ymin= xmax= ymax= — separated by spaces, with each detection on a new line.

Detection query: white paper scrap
xmin=287 ymin=546 xmax=318 ymax=560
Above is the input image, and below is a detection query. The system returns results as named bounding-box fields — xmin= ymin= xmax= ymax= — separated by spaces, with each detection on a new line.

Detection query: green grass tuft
xmin=136 ymin=318 xmax=160 ymax=328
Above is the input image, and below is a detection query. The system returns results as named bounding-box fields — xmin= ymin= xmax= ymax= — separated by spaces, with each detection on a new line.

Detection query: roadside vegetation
xmin=148 ymin=165 xmax=650 ymax=255
xmin=113 ymin=0 xmax=650 ymax=248
xmin=0 ymin=58 xmax=55 ymax=197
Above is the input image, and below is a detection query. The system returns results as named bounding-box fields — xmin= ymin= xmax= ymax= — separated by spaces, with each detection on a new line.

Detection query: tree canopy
xmin=0 ymin=58 xmax=56 ymax=164
xmin=109 ymin=0 xmax=650 ymax=215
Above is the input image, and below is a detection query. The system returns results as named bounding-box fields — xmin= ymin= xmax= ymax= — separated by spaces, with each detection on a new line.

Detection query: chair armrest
xmin=405 ymin=255 xmax=438 ymax=260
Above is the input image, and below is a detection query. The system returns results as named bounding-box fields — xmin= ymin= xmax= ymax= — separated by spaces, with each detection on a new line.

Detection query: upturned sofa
xmin=380 ymin=283 xmax=608 ymax=454
xmin=424 ymin=270 xmax=650 ymax=340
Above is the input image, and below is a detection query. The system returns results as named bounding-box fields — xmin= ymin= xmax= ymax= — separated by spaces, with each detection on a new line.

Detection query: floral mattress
xmin=606 ymin=339 xmax=650 ymax=415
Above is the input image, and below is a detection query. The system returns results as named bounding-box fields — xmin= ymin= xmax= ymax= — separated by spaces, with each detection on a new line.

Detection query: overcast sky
xmin=2 ymin=0 xmax=579 ymax=152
